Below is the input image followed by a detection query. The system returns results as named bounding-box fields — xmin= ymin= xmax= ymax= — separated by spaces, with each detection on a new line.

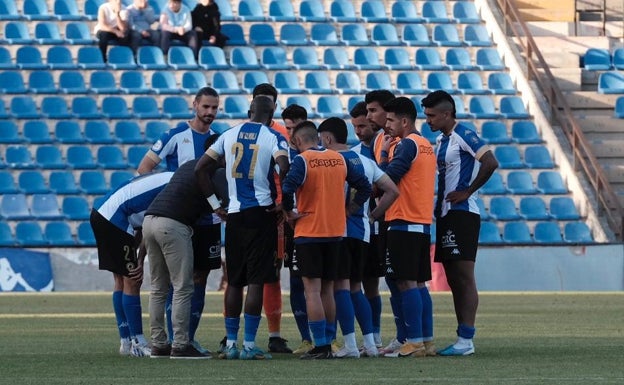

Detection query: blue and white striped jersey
xmin=207 ymin=122 xmax=289 ymax=213
xmin=95 ymin=172 xmax=174 ymax=234
xmin=150 ymin=122 xmax=216 ymax=171
xmin=351 ymin=142 xmax=374 ymax=161
xmin=435 ymin=123 xmax=489 ymax=217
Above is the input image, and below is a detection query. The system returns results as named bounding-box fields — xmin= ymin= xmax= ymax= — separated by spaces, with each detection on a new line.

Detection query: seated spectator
xmin=94 ymin=0 xmax=130 ymax=62
xmin=191 ymin=0 xmax=228 ymax=49
xmin=126 ymin=0 xmax=161 ymax=55
xmin=160 ymin=0 xmax=199 ymax=58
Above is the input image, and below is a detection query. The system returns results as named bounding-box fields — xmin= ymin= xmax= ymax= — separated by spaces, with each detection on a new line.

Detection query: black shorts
xmin=293 ymin=240 xmax=341 ymax=280
xmin=386 ymin=230 xmax=432 ymax=282
xmin=363 ymin=229 xmax=386 ymax=279
xmin=192 ymin=223 xmax=222 ymax=271
xmin=283 ymin=221 xmax=295 ymax=268
xmin=90 ymin=210 xmax=137 ymax=276
xmin=434 ymin=210 xmax=480 ymax=262
xmin=224 ymin=206 xmax=278 ymax=287
xmin=337 ymin=238 xmax=368 ymax=281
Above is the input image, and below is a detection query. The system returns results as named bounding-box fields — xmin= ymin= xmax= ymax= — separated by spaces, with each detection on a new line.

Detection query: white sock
xmin=243 ymin=341 xmax=255 ymax=350
xmin=455 ymin=337 xmax=473 ymax=349
xmin=362 ymin=333 xmax=375 ymax=349
xmin=269 ymin=332 xmax=280 ymax=338
xmin=134 ymin=334 xmax=147 ymax=345
xmin=373 ymin=332 xmax=382 ymax=346
xmin=226 ymin=339 xmax=237 ymax=348
xmin=343 ymin=333 xmax=357 ymax=350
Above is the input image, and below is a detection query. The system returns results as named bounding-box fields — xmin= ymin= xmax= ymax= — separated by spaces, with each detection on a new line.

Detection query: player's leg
xmin=112 ymin=273 xmax=131 ymax=355
xmin=122 ymin=275 xmax=150 ymax=357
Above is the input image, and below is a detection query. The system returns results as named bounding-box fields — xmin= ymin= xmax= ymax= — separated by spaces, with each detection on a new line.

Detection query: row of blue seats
xmin=478 ymin=221 xmax=593 ymax=244
xmin=0 ymin=170 xmax=134 ymax=195
xmin=0 ymin=193 xmax=99 ymax=220
xmin=480 ymin=195 xmax=579 ymax=221
xmin=481 ymin=171 xmax=567 ymax=195
xmin=0 ymin=0 xmax=484 ymax=24
xmin=582 ymin=47 xmax=624 ymax=71
xmin=0 ymin=220 xmax=94 ymax=246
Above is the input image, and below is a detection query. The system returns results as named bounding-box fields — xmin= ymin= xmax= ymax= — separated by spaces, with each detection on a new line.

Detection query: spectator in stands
xmin=126 ymin=0 xmax=161 ymax=55
xmin=160 ymin=0 xmax=199 ymax=59
xmin=191 ymin=0 xmax=228 ymax=49
xmin=94 ymin=0 xmax=130 ymax=62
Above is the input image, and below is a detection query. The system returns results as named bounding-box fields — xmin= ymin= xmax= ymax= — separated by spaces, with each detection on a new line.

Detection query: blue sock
xmin=419 ymin=287 xmax=433 ymax=341
xmin=351 ymin=290 xmax=373 ymax=335
xmin=401 ymin=288 xmax=423 ymax=342
xmin=112 ymin=291 xmax=130 ymax=339
xmin=457 ymin=323 xmax=476 ymax=339
xmin=290 ymin=276 xmax=311 ymax=341
xmin=189 ymin=283 xmax=206 ymax=341
xmin=165 ymin=285 xmax=173 ymax=342
xmin=335 ymin=290 xmax=355 ymax=335
xmin=326 ymin=320 xmax=337 ymax=343
xmin=386 ymin=278 xmax=406 ymax=342
xmin=368 ymin=295 xmax=382 ymax=335
xmin=243 ymin=313 xmax=261 ymax=345
xmin=224 ymin=317 xmax=240 ymax=343
xmin=122 ymin=293 xmax=143 ymax=337
xmin=308 ymin=320 xmax=327 ymax=346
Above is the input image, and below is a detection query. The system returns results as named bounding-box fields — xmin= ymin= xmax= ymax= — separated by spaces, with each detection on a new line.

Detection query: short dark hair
xmin=195 ymin=86 xmax=219 ymax=101
xmin=292 ymin=120 xmax=318 ymax=142
xmin=252 ymin=83 xmax=278 ymax=103
xmin=349 ymin=101 xmax=368 ymax=118
xmin=317 ymin=117 xmax=348 ymax=144
xmin=421 ymin=90 xmax=456 ymax=118
xmin=383 ymin=97 xmax=417 ymax=122
xmin=364 ymin=90 xmax=395 ymax=107
xmin=281 ymin=104 xmax=307 ymax=121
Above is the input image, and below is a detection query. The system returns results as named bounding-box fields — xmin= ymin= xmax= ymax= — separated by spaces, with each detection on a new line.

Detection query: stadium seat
xmin=101 ymin=96 xmax=133 ymax=119
xmin=35 ymin=22 xmax=64 ymax=44
xmin=97 ymin=146 xmax=127 ymax=169
xmin=480 ymin=172 xmax=508 ymax=194
xmin=107 ymin=46 xmax=137 ymax=70
xmin=145 ymin=121 xmax=169 ymax=143
xmin=422 ymin=1 xmax=452 ymax=23
xmin=77 ymin=221 xmax=96 ymax=245
xmin=80 ymin=170 xmax=109 ymax=194
xmin=59 ymin=71 xmax=88 ymax=94
xmin=286 ymin=96 xmax=316 ymax=118
xmin=503 ymin=221 xmax=533 ymax=243
xmin=269 ymin=0 xmax=297 ymax=22
xmin=23 ymin=121 xmax=52 ymax=144
xmin=597 ymin=71 xmax=624 ymax=94
xmin=16 ymin=222 xmax=47 ymax=246
xmin=261 ymin=46 xmax=291 ymax=70
xmin=66 ymin=145 xmax=97 ymax=169
xmin=45 ymin=46 xmax=75 ymax=71
xmin=127 ymin=145 xmax=149 ymax=168
xmin=45 ymin=221 xmax=75 ymax=246
xmin=89 ymin=71 xmax=120 ymax=94
xmin=210 ymin=121 xmax=231 ymax=134
xmin=457 ymin=72 xmax=489 ymax=95
xmin=23 ymin=0 xmax=53 ymax=20
xmin=476 ymin=197 xmax=489 ymax=220
xmin=583 ymin=48 xmax=611 ymax=70
xmin=242 ymin=71 xmax=269 ymax=93
xmin=479 ymin=221 xmax=503 ymax=243
xmin=16 ymin=46 xmax=47 ymax=69
xmin=4 ymin=22 xmax=33 ymax=44
xmin=494 ymin=145 xmax=525 ymax=169
xmin=214 ymin=0 xmax=234 ymax=21
xmin=317 ymin=96 xmax=345 ymax=118
xmin=238 ymin=0 xmax=265 ymax=21
xmin=77 ymin=46 xmax=107 ymax=69
xmin=353 ymin=47 xmax=384 ymax=71
xmin=612 ymin=47 xmax=624 ymax=70
xmin=549 ymin=197 xmax=580 ymax=220
xmin=6 ymin=145 xmax=37 ymax=169
xmin=310 ymin=24 xmax=340 ymax=46
xmin=330 ymin=0 xmax=358 ymax=22
xmin=132 ymin=96 xmax=161 ymax=119
xmin=279 ymin=23 xmax=308 ymax=45
xmin=371 ymin=24 xmax=400 ymax=46
xmin=198 ymin=46 xmax=229 ymax=70
xmin=221 ymin=23 xmax=246 ymax=45
xmin=84 ymin=121 xmax=115 ymax=144
xmin=18 ymin=171 xmax=49 ymax=194
xmin=489 ymin=196 xmax=522 ymax=221
xmin=324 ymin=47 xmax=356 ymax=70
xmin=72 ymin=96 xmax=101 ymax=119
xmin=31 ymin=193 xmax=64 ymax=219
xmin=110 ymin=170 xmax=134 ymax=189
xmin=563 ymin=222 xmax=593 ymax=243
xmin=55 ymin=121 xmax=85 ymax=144
xmin=62 ymin=196 xmax=90 ymax=220
xmin=361 ymin=0 xmax=387 ymax=22
xmin=384 ymin=48 xmax=412 ymax=70
xmin=420 ymin=123 xmax=438 ymax=144
xmin=453 ymin=1 xmax=480 ymax=23
xmin=0 ymin=121 xmax=23 ymax=143
xmin=293 ymin=47 xmax=325 ymax=70
xmin=464 ymin=25 xmax=492 ymax=46
xmin=114 ymin=121 xmax=144 ymax=144
xmin=615 ymin=96 xmax=624 ymax=118
xmin=65 ymin=21 xmax=96 ymax=44
xmin=0 ymin=47 xmax=15 ymax=69
xmin=341 ymin=24 xmax=370 ymax=46
xmin=229 ymin=47 xmax=261 ymax=70
xmin=9 ymin=96 xmax=40 ymax=119
xmin=397 ymin=72 xmax=427 ymax=94
xmin=511 ymin=121 xmax=542 ymax=144
xmin=0 ymin=71 xmax=28 ymax=94
xmin=41 ymin=96 xmax=73 ymax=120
xmin=137 ymin=46 xmax=167 ymax=69
xmin=488 ymin=73 xmax=516 ymax=95
xmin=366 ymin=72 xmax=394 ymax=93
xmin=448 ymin=49 xmax=479 ymax=73
xmin=119 ymin=71 xmax=150 ymax=94
xmin=534 ymin=222 xmax=563 ymax=243
xmin=0 ymin=0 xmax=21 ymax=20
xmin=335 ymin=71 xmax=362 ymax=94
xmin=249 ymin=24 xmax=278 ymax=45
xmin=391 ymin=1 xmax=422 ymax=23
xmin=181 ymin=71 xmax=207 ymax=94
xmin=476 ymin=48 xmax=504 ymax=70
xmin=163 ymin=96 xmax=194 ymax=119
xmin=415 ymin=48 xmax=448 ymax=70
xmin=469 ymin=95 xmax=500 ymax=119
xmin=524 ymin=145 xmax=554 ymax=169
xmin=507 ymin=171 xmax=538 ymax=195
xmin=36 ymin=146 xmax=65 ymax=170
xmin=1 ymin=194 xmax=31 ymax=220
xmin=427 ymin=72 xmax=456 ymax=94
xmin=481 ymin=121 xmax=511 ymax=144
xmin=304 ymin=72 xmax=333 ymax=94
xmin=54 ymin=0 xmax=82 ymax=21
xmin=433 ymin=24 xmax=462 ymax=47
xmin=167 ymin=46 xmax=198 ymax=70
xmin=500 ymin=96 xmax=530 ymax=119
xmin=0 ymin=222 xmax=15 ymax=246
xmin=274 ymin=72 xmax=304 ymax=94
xmin=537 ymin=171 xmax=568 ymax=194
xmin=299 ymin=0 xmax=326 ymax=22
xmin=223 ymin=95 xmax=250 ymax=119
xmin=49 ymin=171 xmax=81 ymax=194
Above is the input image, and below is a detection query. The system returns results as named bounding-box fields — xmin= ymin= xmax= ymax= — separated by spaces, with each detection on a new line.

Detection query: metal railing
xmin=496 ymin=0 xmax=623 ymax=240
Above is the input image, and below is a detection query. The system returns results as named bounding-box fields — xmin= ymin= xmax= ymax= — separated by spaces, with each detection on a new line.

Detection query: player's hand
xmin=445 ymin=190 xmax=471 ymax=204
xmin=215 ymin=207 xmax=228 ymax=221
xmin=286 ymin=211 xmax=308 ymax=228
xmin=266 ymin=204 xmax=284 ymax=223
xmin=127 ymin=262 xmax=143 ymax=283
xmin=381 ymin=135 xmax=396 ymax=152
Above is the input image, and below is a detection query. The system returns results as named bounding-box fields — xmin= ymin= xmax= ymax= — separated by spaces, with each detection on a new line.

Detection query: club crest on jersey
xmin=152 ymin=140 xmax=163 ymax=151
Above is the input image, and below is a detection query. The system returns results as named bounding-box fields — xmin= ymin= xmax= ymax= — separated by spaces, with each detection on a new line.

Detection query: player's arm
xmin=345 ymin=160 xmax=372 ymax=216
xmin=446 ymin=149 xmax=498 ymax=204
xmin=195 ymin=151 xmax=222 ymax=211
xmin=370 ymin=174 xmax=399 ymax=222
xmin=383 ymin=138 xmax=416 ymax=185
xmin=137 ymin=150 xmax=161 ymax=175
xmin=275 ymin=154 xmax=290 ymax=183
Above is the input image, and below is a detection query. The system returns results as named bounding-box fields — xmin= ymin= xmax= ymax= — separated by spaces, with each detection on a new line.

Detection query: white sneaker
xmin=379 ymin=338 xmax=402 ymax=358
xmin=335 ymin=346 xmax=360 ymax=358
xmin=131 ymin=340 xmax=151 ymax=357
xmin=361 ymin=344 xmax=379 ymax=357
xmin=119 ymin=339 xmax=132 ymax=356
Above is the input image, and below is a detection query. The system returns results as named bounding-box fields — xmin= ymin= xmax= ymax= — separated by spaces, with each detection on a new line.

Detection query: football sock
xmin=419 ymin=287 xmax=434 ymax=341
xmin=401 ymin=288 xmax=423 ymax=343
xmin=335 ymin=289 xmax=355 ymax=336
xmin=326 ymin=320 xmax=337 ymax=344
xmin=263 ymin=281 xmax=282 ymax=336
xmin=457 ymin=323 xmax=476 ymax=347
xmin=225 ymin=316 xmax=240 ymax=347
xmin=368 ymin=295 xmax=382 ymax=336
xmin=308 ymin=320 xmax=327 ymax=347
xmin=188 ymin=283 xmax=206 ymax=341
xmin=351 ymin=290 xmax=373 ymax=335
xmin=290 ymin=276 xmax=311 ymax=341
xmin=386 ymin=278 xmax=406 ymax=342
xmin=122 ymin=293 xmax=143 ymax=337
xmin=112 ymin=290 xmax=130 ymax=339
xmin=243 ymin=313 xmax=261 ymax=349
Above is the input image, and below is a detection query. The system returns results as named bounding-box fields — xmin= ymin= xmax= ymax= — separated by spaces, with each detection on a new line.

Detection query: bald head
xmin=248 ymin=95 xmax=275 ymax=126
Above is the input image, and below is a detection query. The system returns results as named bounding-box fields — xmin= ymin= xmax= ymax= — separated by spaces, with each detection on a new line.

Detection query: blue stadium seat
xmin=72 ymin=96 xmax=101 ymax=119
xmin=1 ymin=194 xmax=31 ymax=220
xmin=167 ymin=46 xmax=198 ymax=70
xmin=0 ymin=47 xmax=15 ymax=69
xmin=464 ymin=25 xmax=492 ymax=46
xmin=16 ymin=222 xmax=47 ymax=246
xmin=0 ymin=71 xmax=28 ymax=94
xmin=361 ymin=0 xmax=387 ymax=22
xmin=120 ymin=71 xmax=150 ymax=94
xmin=476 ymin=48 xmax=504 ymax=70
xmin=583 ymin=48 xmax=611 ymax=70
xmin=55 ymin=121 xmax=85 ymax=144
xmin=537 ymin=171 xmax=568 ymax=194
xmin=110 ymin=170 xmax=134 ymax=189
xmin=249 ymin=24 xmax=278 ymax=45
xmin=366 ymin=72 xmax=394 ymax=93
xmin=23 ymin=0 xmax=53 ymax=20
xmin=299 ymin=0 xmax=327 ymax=22
xmin=489 ymin=196 xmax=522 ymax=221
xmin=481 ymin=121 xmax=511 ymax=144
xmin=488 ymin=73 xmax=516 ymax=95
xmin=397 ymin=72 xmax=427 ymax=94
xmin=534 ymin=222 xmax=563 ymax=243
xmin=31 ymin=193 xmax=64 ymax=219
xmin=46 ymin=46 xmax=76 ymax=70
xmin=341 ymin=24 xmax=370 ymax=46
xmin=84 ymin=120 xmax=115 ymax=144
xmin=293 ymin=47 xmax=324 ymax=70
xmin=137 ymin=46 xmax=167 ymax=69
xmin=563 ymin=222 xmax=593 ymax=243
xmin=335 ymin=71 xmax=362 ymax=94
xmin=127 ymin=145 xmax=149 ymax=168
xmin=598 ymin=71 xmax=624 ymax=94
xmin=391 ymin=1 xmax=422 ymax=23
xmin=324 ymin=47 xmax=356 ymax=70
xmin=210 ymin=122 xmax=231 ymax=134
xmin=229 ymin=47 xmax=261 ymax=70
xmin=269 ymin=0 xmax=297 ymax=22
xmin=432 ymin=24 xmax=462 ymax=47
xmin=261 ymin=46 xmax=291 ymax=70
xmin=420 ymin=123 xmax=438 ymax=144
xmin=223 ymin=95 xmax=250 ymax=119
xmin=511 ymin=121 xmax=542 ymax=144
xmin=65 ymin=21 xmax=96 ymax=44
xmin=54 ymin=0 xmax=83 ymax=21
xmin=469 ymin=95 xmax=500 ymax=119
xmin=238 ymin=0 xmax=265 ymax=21
xmin=311 ymin=24 xmax=340 ymax=46
xmin=77 ymin=46 xmax=107 ymax=69
xmin=163 ymin=96 xmax=194 ymax=119
xmin=479 ymin=221 xmax=503 ymax=243
xmin=62 ymin=196 xmax=90 ymax=220
xmin=274 ymin=72 xmax=304 ymax=94
xmin=524 ymin=145 xmax=554 ymax=169
xmin=198 ymin=46 xmax=229 ymax=70
xmin=221 ymin=23 xmax=246 ymax=45
xmin=102 ymin=96 xmax=133 ymax=119
xmin=35 ymin=22 xmax=64 ymax=44
xmin=88 ymin=71 xmax=119 ymax=94
xmin=97 ymin=146 xmax=127 ymax=169
xmin=132 ymin=96 xmax=161 ymax=119
xmin=447 ymin=48 xmax=478 ymax=71
xmin=415 ymin=48 xmax=448 ymax=70
xmin=305 ymin=72 xmax=333 ymax=94
xmin=214 ymin=0 xmax=234 ymax=21
xmin=506 ymin=170 xmax=538 ymax=194
xmin=454 ymin=95 xmax=472 ymax=118
xmin=0 ymin=121 xmax=23 ymax=143
xmin=115 ymin=121 xmax=144 ymax=144
xmin=279 ymin=23 xmax=309 ymax=45
xmin=422 ymin=1 xmax=452 ymax=23
xmin=145 ymin=121 xmax=169 ymax=143
xmin=181 ymin=70 xmax=207 ymax=94
xmin=49 ymin=171 xmax=81 ymax=194
xmin=494 ymin=145 xmax=525 ymax=169
xmin=503 ymin=221 xmax=533 ymax=243
xmin=0 ymin=222 xmax=16 ymax=246
xmin=476 ymin=197 xmax=489 ymax=220
xmin=41 ymin=95 xmax=72 ymax=118
xmin=286 ymin=96 xmax=316 ymax=118
xmin=0 ymin=99 xmax=8 ymax=119
xmin=549 ymin=197 xmax=580 ymax=220
xmin=453 ymin=1 xmax=480 ymax=23
xmin=77 ymin=221 xmax=96 ymax=245
xmin=612 ymin=47 xmax=624 ymax=70
xmin=80 ymin=170 xmax=109 ymax=194
xmin=371 ymin=24 xmax=400 ymax=46
xmin=480 ymin=172 xmax=508 ymax=194
xmin=384 ymin=47 xmax=412 ymax=70
xmin=59 ymin=71 xmax=88 ymax=94
xmin=457 ymin=72 xmax=489 ymax=95
xmin=19 ymin=170 xmax=50 ymax=193
xmin=615 ymin=96 xmax=624 ymax=118
xmin=66 ymin=145 xmax=97 ymax=169
xmin=4 ymin=22 xmax=34 ymax=44
xmin=427 ymin=72 xmax=456 ymax=94
xmin=35 ymin=146 xmax=65 ymax=170
xmin=317 ymin=96 xmax=345 ymax=118
xmin=500 ymin=96 xmax=530 ymax=119
xmin=0 ymin=0 xmax=21 ymax=20
xmin=6 ymin=145 xmax=36 ymax=169
xmin=330 ymin=0 xmax=358 ymax=22
xmin=45 ymin=221 xmax=76 ymax=246
xmin=211 ymin=71 xmax=241 ymax=94
xmin=242 ymin=70 xmax=269 ymax=93
xmin=107 ymin=46 xmax=137 ymax=70
xmin=354 ymin=47 xmax=384 ymax=70
xmin=23 ymin=121 xmax=52 ymax=144
xmin=16 ymin=46 xmax=47 ymax=69
xmin=10 ymin=96 xmax=41 ymax=119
